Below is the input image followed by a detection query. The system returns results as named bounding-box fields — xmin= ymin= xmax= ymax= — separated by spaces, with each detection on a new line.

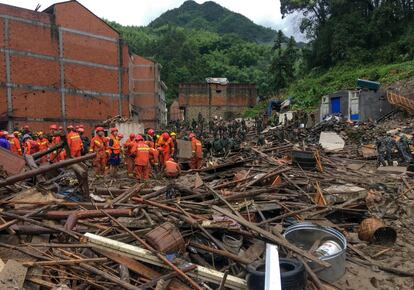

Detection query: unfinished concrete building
xmin=178 ymin=79 xmax=257 ymax=121
xmin=0 ymin=1 xmax=166 ymax=134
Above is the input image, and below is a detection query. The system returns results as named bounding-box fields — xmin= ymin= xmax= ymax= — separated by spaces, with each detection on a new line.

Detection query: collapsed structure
xmin=179 ymin=78 xmax=257 ymax=121
xmin=0 ymin=0 xmax=167 ymax=133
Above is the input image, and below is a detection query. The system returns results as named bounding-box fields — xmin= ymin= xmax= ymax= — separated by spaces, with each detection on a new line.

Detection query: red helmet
xmin=67 ymin=125 xmax=74 ymax=129
xmin=50 ymin=124 xmax=57 ymax=130
xmin=75 ymin=125 xmax=80 ymax=130
xmin=78 ymin=128 xmax=84 ymax=133
xmin=189 ymin=133 xmax=196 ymax=139
xmin=162 ymin=132 xmax=170 ymax=140
xmin=0 ymin=131 xmax=4 ymax=137
xmin=110 ymin=127 xmax=118 ymax=133
xmin=129 ymin=133 xmax=135 ymax=139
xmin=136 ymin=134 xmax=144 ymax=141
xmin=23 ymin=125 xmax=29 ymax=129
xmin=118 ymin=133 xmax=124 ymax=139
xmin=58 ymin=126 xmax=63 ymax=130
xmin=96 ymin=127 xmax=104 ymax=132
xmin=147 ymin=129 xmax=155 ymax=136
xmin=7 ymin=134 xmax=14 ymax=139
xmin=79 ymin=124 xmax=84 ymax=128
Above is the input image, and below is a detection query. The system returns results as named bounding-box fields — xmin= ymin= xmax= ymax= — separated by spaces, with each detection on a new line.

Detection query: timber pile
xmin=0 ymin=123 xmax=414 ymax=289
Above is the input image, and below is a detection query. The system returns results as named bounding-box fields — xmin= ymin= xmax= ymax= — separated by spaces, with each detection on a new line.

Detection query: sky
xmin=1 ymin=0 xmax=303 ymax=38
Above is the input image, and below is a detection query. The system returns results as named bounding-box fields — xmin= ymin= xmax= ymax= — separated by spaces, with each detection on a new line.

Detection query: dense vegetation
xmin=110 ymin=0 xmax=414 ymax=111
xmin=110 ymin=22 xmax=279 ymax=104
xmin=149 ymin=0 xmax=277 ymax=44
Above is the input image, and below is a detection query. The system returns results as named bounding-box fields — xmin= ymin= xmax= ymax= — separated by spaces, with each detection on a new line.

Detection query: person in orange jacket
xmin=146 ymin=128 xmax=155 ymax=148
xmin=133 ymin=135 xmax=151 ymax=180
xmin=89 ymin=127 xmax=109 ymax=178
xmin=123 ymin=133 xmax=136 ymax=177
xmin=8 ymin=132 xmax=22 ymax=155
xmin=108 ymin=128 xmax=121 ymax=177
xmin=37 ymin=131 xmax=50 ymax=164
xmin=189 ymin=133 xmax=203 ymax=169
xmin=164 ymin=158 xmax=181 ymax=178
xmin=49 ymin=124 xmax=66 ymax=162
xmin=156 ymin=132 xmax=175 ymax=166
xmin=22 ymin=134 xmax=38 ymax=155
xmin=67 ymin=125 xmax=83 ymax=158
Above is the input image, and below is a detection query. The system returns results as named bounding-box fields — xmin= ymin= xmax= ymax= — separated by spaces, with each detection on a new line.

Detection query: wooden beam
xmin=83 ymin=233 xmax=247 ymax=290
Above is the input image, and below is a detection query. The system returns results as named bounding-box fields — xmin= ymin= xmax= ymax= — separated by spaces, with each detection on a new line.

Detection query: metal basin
xmin=283 ymin=222 xmax=347 ymax=283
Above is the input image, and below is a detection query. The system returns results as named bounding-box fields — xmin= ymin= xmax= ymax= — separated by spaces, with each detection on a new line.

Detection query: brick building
xmin=0 ymin=1 xmax=166 ymax=134
xmin=178 ymin=79 xmax=257 ymax=121
xmin=130 ymin=55 xmax=167 ymax=129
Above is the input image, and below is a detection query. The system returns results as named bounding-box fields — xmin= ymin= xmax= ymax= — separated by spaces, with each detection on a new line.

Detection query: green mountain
xmin=149 ymin=0 xmax=276 ymax=43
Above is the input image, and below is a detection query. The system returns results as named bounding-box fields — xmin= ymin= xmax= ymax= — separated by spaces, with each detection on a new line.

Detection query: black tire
xmin=280 ymin=258 xmax=307 ymax=290
xmin=246 ymin=259 xmax=307 ymax=290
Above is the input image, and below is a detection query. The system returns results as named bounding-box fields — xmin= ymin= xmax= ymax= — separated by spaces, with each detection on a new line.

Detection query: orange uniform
xmin=9 ymin=137 xmax=22 ymax=155
xmin=67 ymin=131 xmax=83 ymax=158
xmin=24 ymin=140 xmax=38 ymax=155
xmin=50 ymin=136 xmax=66 ymax=162
xmin=156 ymin=136 xmax=174 ymax=165
xmin=89 ymin=135 xmax=108 ymax=176
xmin=37 ymin=137 xmax=50 ymax=164
xmin=164 ymin=159 xmax=181 ymax=178
xmin=134 ymin=141 xmax=151 ymax=180
xmin=123 ymin=137 xmax=136 ymax=175
xmin=190 ymin=137 xmax=203 ymax=169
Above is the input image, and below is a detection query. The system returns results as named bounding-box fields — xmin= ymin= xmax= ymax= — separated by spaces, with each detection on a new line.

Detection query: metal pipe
xmin=0 ymin=153 xmax=96 ymax=187
xmin=32 ymin=142 xmax=64 ymax=160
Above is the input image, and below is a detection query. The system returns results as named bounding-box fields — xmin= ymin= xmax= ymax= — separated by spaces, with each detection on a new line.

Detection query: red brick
xmin=63 ymin=32 xmax=118 ymax=66
xmin=0 ymin=53 xmax=5 ymax=82
xmin=64 ymin=63 xmax=118 ymax=93
xmin=0 ymin=88 xmax=6 ymax=117
xmin=9 ymin=20 xmax=59 ymax=56
xmin=0 ymin=4 xmax=51 ymax=24
xmin=65 ymin=95 xmax=119 ymax=120
xmin=54 ymin=2 xmax=118 ymax=38
xmin=11 ymin=55 xmax=59 ymax=87
xmin=12 ymin=89 xmax=61 ymax=118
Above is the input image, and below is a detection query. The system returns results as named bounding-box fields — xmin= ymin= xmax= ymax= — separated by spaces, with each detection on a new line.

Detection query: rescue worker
xmin=146 ymin=129 xmax=155 ymax=147
xmin=67 ymin=125 xmax=83 ymax=158
xmin=397 ymin=133 xmax=412 ymax=164
xmin=89 ymin=127 xmax=108 ymax=178
xmin=123 ymin=133 xmax=136 ymax=177
xmin=376 ymin=136 xmax=388 ymax=166
xmin=156 ymin=132 xmax=174 ymax=166
xmin=164 ymin=158 xmax=181 ymax=178
xmin=78 ymin=127 xmax=90 ymax=156
xmin=22 ymin=125 xmax=31 ymax=136
xmin=134 ymin=135 xmax=151 ymax=180
xmin=170 ymin=132 xmax=178 ymax=159
xmin=8 ymin=132 xmax=22 ymax=155
xmin=0 ymin=131 xmax=10 ymax=150
xmin=23 ymin=134 xmax=37 ymax=154
xmin=108 ymin=128 xmax=121 ymax=177
xmin=189 ymin=133 xmax=203 ymax=169
xmin=37 ymin=132 xmax=49 ymax=164
xmin=49 ymin=125 xmax=65 ymax=162
xmin=384 ymin=133 xmax=397 ymax=165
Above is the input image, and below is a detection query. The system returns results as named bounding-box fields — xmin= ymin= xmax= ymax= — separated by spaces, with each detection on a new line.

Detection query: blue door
xmin=331 ymin=97 xmax=341 ymax=114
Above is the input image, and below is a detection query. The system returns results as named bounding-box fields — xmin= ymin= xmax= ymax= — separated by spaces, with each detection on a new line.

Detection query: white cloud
xmin=1 ymin=0 xmax=304 ymax=38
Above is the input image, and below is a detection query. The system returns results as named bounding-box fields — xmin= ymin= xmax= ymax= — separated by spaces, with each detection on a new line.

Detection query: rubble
xmin=0 ymin=116 xmax=414 ymax=290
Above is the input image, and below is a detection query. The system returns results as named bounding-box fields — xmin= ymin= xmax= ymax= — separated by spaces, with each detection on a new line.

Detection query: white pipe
xmin=265 ymin=243 xmax=281 ymax=290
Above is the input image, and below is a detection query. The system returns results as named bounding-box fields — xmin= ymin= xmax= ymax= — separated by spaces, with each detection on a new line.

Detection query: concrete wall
xmin=0 ymin=1 xmax=129 ymax=134
xmin=321 ymin=89 xmax=394 ymax=121
xmin=178 ymin=83 xmax=257 ymax=121
xmin=130 ymin=54 xmax=167 ymax=129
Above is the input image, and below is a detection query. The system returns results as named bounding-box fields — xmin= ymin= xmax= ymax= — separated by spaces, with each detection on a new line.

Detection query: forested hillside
xmin=149 ymin=0 xmax=277 ymax=43
xmin=110 ymin=0 xmax=414 ymax=110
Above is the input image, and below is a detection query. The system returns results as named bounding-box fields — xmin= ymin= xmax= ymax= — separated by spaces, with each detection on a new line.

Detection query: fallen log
xmin=0 ymin=153 xmax=96 ymax=187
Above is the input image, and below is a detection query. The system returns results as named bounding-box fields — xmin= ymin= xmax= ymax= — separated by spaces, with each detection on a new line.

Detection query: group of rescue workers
xmin=0 ymin=124 xmax=203 ymax=180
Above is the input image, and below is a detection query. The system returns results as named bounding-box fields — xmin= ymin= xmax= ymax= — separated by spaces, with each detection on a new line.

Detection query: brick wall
xmin=0 ymin=1 xmax=130 ymax=135
xmin=178 ymin=83 xmax=257 ymax=121
xmin=130 ymin=54 xmax=166 ymax=129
